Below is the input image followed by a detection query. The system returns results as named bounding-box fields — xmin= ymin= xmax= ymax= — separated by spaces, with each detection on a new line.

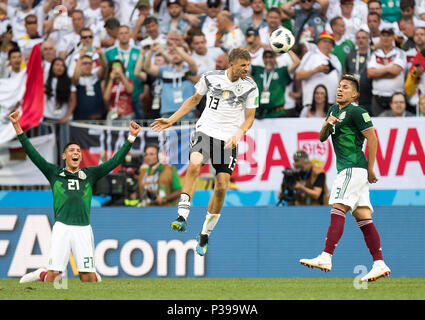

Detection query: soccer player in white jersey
xmin=151 ymin=48 xmax=259 ymax=256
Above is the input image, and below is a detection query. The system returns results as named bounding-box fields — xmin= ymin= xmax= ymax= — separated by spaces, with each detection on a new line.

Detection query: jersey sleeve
xmin=194 ymin=73 xmax=208 ymax=96
xmin=246 ymin=86 xmax=260 ymax=109
xmin=88 ymin=140 xmax=133 ymax=182
xmin=352 ymin=107 xmax=373 ymax=132
xmin=17 ymin=133 xmax=58 ymax=182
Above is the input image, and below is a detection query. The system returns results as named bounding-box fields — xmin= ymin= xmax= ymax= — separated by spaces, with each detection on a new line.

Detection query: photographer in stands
xmin=277 ymin=150 xmax=329 ymax=206
xmin=137 ymin=144 xmax=182 ymax=206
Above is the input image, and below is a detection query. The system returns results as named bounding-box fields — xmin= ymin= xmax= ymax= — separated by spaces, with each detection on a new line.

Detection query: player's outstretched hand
xmin=129 ymin=121 xmax=141 ymax=136
xmin=9 ymin=110 xmax=20 ymax=124
xmin=150 ymin=118 xmax=172 ymax=132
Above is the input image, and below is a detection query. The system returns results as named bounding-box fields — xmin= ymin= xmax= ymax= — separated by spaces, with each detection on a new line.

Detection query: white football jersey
xmin=194 ymin=70 xmax=259 ymax=141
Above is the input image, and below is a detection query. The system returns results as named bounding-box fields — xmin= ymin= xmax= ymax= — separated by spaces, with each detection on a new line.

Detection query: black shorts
xmin=189 ymin=131 xmax=237 ymax=175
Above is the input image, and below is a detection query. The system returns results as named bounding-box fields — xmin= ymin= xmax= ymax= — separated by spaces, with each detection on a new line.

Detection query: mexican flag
xmin=0 ymin=43 xmax=44 ymax=145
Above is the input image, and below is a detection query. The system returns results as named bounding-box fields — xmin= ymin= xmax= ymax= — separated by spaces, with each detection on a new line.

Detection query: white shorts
xmin=48 ymin=222 xmax=96 ymax=273
xmin=329 ymin=167 xmax=373 ymax=213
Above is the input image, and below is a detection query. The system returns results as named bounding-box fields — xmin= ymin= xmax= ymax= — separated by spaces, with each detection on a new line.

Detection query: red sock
xmin=357 ymin=219 xmax=383 ymax=261
xmin=40 ymin=271 xmax=48 ymax=282
xmin=324 ymin=207 xmax=346 ymax=255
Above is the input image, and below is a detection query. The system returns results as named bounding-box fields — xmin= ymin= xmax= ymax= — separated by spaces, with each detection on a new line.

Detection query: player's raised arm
xmin=151 ymin=93 xmax=203 ymax=132
xmin=9 ymin=110 xmax=57 ymax=179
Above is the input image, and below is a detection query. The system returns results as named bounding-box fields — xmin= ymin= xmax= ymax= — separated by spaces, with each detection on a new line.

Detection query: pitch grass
xmin=0 ymin=278 xmax=424 ymax=300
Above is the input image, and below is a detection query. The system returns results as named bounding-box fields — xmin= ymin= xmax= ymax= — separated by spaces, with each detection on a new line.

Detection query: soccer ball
xmin=269 ymin=27 xmax=295 ymax=53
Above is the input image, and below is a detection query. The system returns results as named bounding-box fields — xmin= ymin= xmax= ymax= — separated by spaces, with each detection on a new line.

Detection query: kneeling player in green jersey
xmin=299 ymin=74 xmax=391 ymax=282
xmin=9 ymin=110 xmax=141 ymax=283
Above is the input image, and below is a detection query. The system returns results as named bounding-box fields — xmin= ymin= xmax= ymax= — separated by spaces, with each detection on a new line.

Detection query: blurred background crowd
xmin=1 ymin=0 xmax=425 ymax=122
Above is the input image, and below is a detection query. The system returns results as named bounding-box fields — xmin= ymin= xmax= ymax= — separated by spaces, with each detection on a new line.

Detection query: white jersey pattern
xmin=194 ymin=70 xmax=259 ymax=141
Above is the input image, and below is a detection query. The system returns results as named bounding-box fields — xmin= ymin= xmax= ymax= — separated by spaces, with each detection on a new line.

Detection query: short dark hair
xmin=144 ymin=144 xmax=160 ymax=153
xmin=390 ymin=92 xmax=406 ymax=104
xmin=104 ymin=17 xmax=120 ymax=29
xmin=340 ymin=74 xmax=360 ymax=92
xmin=8 ymin=47 xmax=21 ymax=59
xmin=143 ymin=16 xmax=158 ymax=26
xmin=63 ymin=142 xmax=81 ymax=152
xmin=293 ymin=150 xmax=309 ymax=162
xmin=101 ymin=0 xmax=115 ymax=7
xmin=400 ymin=0 xmax=415 ymax=10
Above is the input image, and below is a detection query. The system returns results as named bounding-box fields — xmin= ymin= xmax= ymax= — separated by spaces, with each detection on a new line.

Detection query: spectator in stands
xmin=189 ymin=30 xmax=224 ymax=80
xmin=0 ymin=26 xmax=16 ymax=78
xmin=0 ymin=0 xmax=53 ymax=42
xmin=215 ymin=10 xmax=245 ymax=52
xmin=105 ymin=25 xmax=144 ymax=119
xmin=85 ymin=0 xmax=103 ymax=27
xmin=71 ymin=47 xmax=108 ymax=120
xmin=142 ymin=52 xmax=167 ymax=119
xmin=18 ymin=14 xmax=43 ymax=61
xmin=367 ymin=0 xmax=401 ymax=36
xmin=67 ymin=28 xmax=101 ymax=78
xmin=199 ymin=0 xmax=222 ymax=48
xmin=137 ymin=144 xmax=182 ymax=207
xmin=299 ymin=84 xmax=330 ymax=118
xmin=215 ymin=51 xmax=229 ymax=70
xmin=41 ymin=38 xmax=57 ymax=81
xmin=281 ymin=0 xmax=329 ymax=43
xmin=345 ymin=29 xmax=373 ymax=113
xmin=367 ymin=28 xmax=407 ymax=116
xmin=381 ymin=0 xmax=401 ymax=23
xmin=239 ymin=0 xmax=268 ymax=34
xmin=44 ymin=57 xmax=77 ymax=123
xmin=102 ymin=17 xmax=120 ymax=49
xmin=5 ymin=47 xmax=23 ymax=78
xmin=57 ymin=10 xmax=88 ymax=60
xmin=326 ymin=0 xmax=367 ymax=43
xmin=139 ymin=16 xmax=168 ymax=51
xmin=131 ymin=0 xmax=153 ymax=43
xmin=367 ymin=12 xmax=382 ymax=50
xmin=378 ymin=92 xmax=414 ymax=117
xmin=405 ymin=27 xmax=425 ymax=99
xmin=91 ymin=0 xmax=117 ymax=48
xmin=143 ymin=42 xmax=197 ymax=119
xmin=330 ymin=16 xmax=354 ymax=73
xmin=398 ymin=16 xmax=416 ymax=51
xmin=251 ymin=48 xmax=300 ymax=118
xmin=102 ymin=59 xmax=135 ymax=120
xmin=160 ymin=0 xmax=190 ymax=35
xmin=258 ymin=7 xmax=284 ymax=47
xmin=295 ymin=31 xmax=342 ymax=108
xmin=246 ymin=26 xmax=265 ymax=67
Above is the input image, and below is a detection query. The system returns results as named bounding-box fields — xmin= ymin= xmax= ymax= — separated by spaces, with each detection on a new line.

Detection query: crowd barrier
xmin=0 ymin=206 xmax=424 ymax=279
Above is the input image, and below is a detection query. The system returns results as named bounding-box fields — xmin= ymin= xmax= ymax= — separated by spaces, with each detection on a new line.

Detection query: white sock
xmin=177 ymin=193 xmax=191 ymax=220
xmin=201 ymin=212 xmax=221 ymax=236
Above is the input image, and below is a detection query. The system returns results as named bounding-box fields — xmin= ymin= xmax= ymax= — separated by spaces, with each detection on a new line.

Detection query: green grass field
xmin=0 ymin=277 xmax=424 ymax=300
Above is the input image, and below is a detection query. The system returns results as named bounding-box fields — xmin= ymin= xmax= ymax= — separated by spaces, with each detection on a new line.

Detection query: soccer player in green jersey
xmin=10 ymin=110 xmax=141 ymax=283
xmin=299 ymin=74 xmax=391 ymax=282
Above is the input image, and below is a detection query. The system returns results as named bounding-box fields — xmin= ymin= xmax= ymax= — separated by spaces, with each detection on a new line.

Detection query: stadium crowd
xmin=1 ymin=0 xmax=425 ymax=122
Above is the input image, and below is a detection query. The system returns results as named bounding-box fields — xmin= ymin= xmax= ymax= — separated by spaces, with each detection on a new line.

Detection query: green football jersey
xmin=18 ymin=133 xmax=133 ymax=226
xmin=326 ymin=103 xmax=373 ymax=173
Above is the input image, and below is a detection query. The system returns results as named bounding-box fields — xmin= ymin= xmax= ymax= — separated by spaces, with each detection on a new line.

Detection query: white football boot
xmin=19 ymin=268 xmax=47 ymax=283
xmin=300 ymin=252 xmax=332 ymax=272
xmin=361 ymin=260 xmax=391 ymax=282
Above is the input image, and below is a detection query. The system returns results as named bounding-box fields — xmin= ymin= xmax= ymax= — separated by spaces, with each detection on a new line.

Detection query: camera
xmin=140 ymin=189 xmax=157 ymax=202
xmin=93 ymin=154 xmax=143 ymax=206
xmin=277 ymin=167 xmax=304 ymax=206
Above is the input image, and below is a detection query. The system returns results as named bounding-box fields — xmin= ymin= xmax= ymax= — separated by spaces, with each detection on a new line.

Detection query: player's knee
xmin=189 ymin=152 xmax=203 ymax=166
